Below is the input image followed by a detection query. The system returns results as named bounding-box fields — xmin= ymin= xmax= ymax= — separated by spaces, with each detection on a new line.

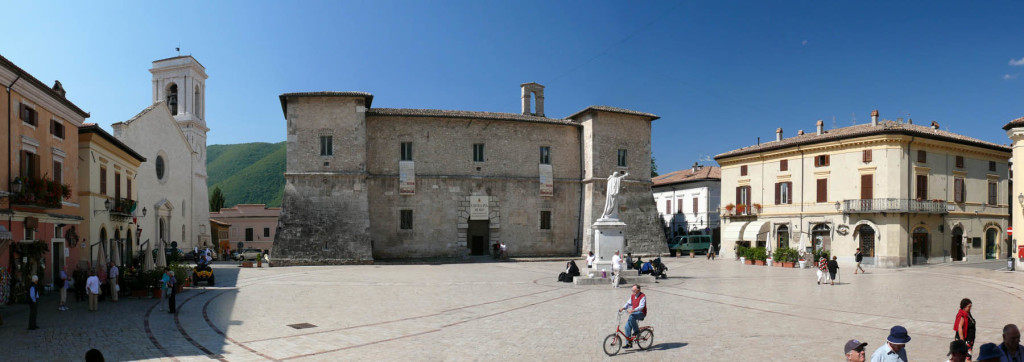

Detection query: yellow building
xmin=77 ymin=124 xmax=146 ymax=268
xmin=716 ymin=111 xmax=1010 ymax=268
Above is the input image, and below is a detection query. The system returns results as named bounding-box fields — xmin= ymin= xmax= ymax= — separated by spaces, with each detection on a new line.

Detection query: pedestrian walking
xmin=159 ymin=267 xmax=171 ymax=311
xmin=166 ymin=268 xmax=177 ymax=314
xmin=108 ymin=262 xmax=119 ymax=302
xmin=85 ymin=270 xmax=100 ymax=312
xmin=816 ymin=256 xmax=828 ymax=285
xmin=59 ymin=267 xmax=70 ymax=311
xmin=855 ymin=248 xmax=867 ymax=274
xmin=707 ymin=243 xmax=716 ymax=260
xmin=611 ymin=250 xmax=622 ymax=288
xmin=954 ymin=298 xmax=976 ymax=357
xmin=827 ymin=256 xmax=840 ymax=286
xmin=28 ymin=275 xmax=39 ymax=330
xmin=870 ymin=325 xmax=910 ymax=362
xmin=844 ymin=339 xmax=867 ymax=362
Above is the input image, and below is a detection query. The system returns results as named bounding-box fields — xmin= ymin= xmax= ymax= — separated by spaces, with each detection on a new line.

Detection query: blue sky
xmin=3 ymin=1 xmax=1022 ymax=173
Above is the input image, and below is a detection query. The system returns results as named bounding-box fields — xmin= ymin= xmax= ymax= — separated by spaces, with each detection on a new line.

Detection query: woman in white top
xmin=611 ymin=251 xmax=622 ymax=288
xmin=586 ymin=251 xmax=596 ymax=268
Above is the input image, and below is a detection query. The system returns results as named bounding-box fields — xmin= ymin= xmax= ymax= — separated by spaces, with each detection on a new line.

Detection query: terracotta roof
xmin=1002 ymin=116 xmax=1024 ymax=131
xmin=209 ymin=218 xmax=231 ymax=227
xmin=566 ymin=105 xmax=660 ymax=121
xmin=715 ymin=121 xmax=1010 ymax=160
xmin=279 ymin=92 xmax=374 ymax=118
xmin=366 ymin=108 xmax=579 ymax=126
xmin=652 ymin=166 xmax=721 ymax=187
xmin=0 ymin=53 xmax=90 ymax=118
xmin=79 ymin=124 xmax=147 ymax=162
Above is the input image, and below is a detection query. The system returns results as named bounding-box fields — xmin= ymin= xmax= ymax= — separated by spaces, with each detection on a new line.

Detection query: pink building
xmin=209 ymin=204 xmax=280 ymax=253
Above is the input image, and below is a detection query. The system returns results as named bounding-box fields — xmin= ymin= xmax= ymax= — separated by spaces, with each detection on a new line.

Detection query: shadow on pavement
xmin=647 ymin=342 xmax=689 ymax=351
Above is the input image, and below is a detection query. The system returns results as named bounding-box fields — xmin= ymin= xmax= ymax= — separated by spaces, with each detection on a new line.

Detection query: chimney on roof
xmin=871 ymin=110 xmax=879 ymax=126
xmin=52 ymin=80 xmax=66 ymax=98
xmin=931 ymin=121 xmax=939 ymax=130
xmin=692 ymin=162 xmax=701 ymax=173
xmin=776 ymin=128 xmax=783 ymax=141
xmin=816 ymin=120 xmax=824 ymax=135
xmin=521 ymin=83 xmax=545 ymax=117
xmin=798 ymin=130 xmax=805 ymax=135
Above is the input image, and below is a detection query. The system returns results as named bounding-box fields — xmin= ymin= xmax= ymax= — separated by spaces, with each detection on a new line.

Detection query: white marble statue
xmin=599 ymin=171 xmax=629 ymax=220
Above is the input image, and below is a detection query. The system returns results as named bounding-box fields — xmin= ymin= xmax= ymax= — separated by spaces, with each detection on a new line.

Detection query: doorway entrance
xmin=52 ymin=240 xmax=65 ymax=285
xmin=857 ymin=225 xmax=875 ymax=264
xmin=912 ymin=227 xmax=929 ymax=265
xmin=985 ymin=228 xmax=998 ymax=260
xmin=951 ymin=226 xmax=964 ymax=261
xmin=468 ymin=220 xmax=489 ymax=256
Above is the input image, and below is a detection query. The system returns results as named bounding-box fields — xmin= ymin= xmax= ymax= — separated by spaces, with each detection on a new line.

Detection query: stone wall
xmin=272 ymin=173 xmax=373 ymax=265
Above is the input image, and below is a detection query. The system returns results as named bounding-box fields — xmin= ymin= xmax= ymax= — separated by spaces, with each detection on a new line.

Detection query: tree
xmin=651 ymin=156 xmax=659 ymax=177
xmin=209 ymin=187 xmax=225 ymax=212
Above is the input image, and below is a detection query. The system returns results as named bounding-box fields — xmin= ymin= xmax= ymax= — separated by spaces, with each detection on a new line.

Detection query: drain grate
xmin=288 ymin=323 xmax=317 ymax=330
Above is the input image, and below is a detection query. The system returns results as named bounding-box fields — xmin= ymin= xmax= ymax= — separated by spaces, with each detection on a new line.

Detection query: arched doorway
xmin=913 ymin=226 xmax=929 ymax=265
xmin=951 ymin=226 xmax=964 ymax=261
xmin=857 ymin=225 xmax=875 ymax=261
xmin=812 ymin=224 xmax=831 ymax=253
xmin=985 ymin=228 xmax=999 ymax=260
xmin=776 ymin=225 xmax=789 ymax=250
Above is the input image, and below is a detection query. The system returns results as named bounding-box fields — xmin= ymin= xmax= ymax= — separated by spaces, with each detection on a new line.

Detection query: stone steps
xmin=572 ymin=269 xmax=657 ymax=286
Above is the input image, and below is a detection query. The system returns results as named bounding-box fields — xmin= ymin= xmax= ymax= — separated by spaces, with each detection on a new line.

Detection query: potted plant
xmin=752 ymin=247 xmax=767 ymax=266
xmin=737 ymin=245 xmax=747 ymax=263
xmin=736 ymin=204 xmax=747 ymax=215
xmin=772 ymin=248 xmax=786 ymax=267
xmin=724 ymin=203 xmax=735 ymax=215
xmin=744 ymin=248 xmax=756 ymax=265
xmin=784 ymin=248 xmax=799 ymax=268
xmin=752 ymin=203 xmax=762 ymax=214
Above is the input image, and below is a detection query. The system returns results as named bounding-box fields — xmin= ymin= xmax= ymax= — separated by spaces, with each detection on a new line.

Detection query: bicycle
xmin=603 ymin=310 xmax=654 ymax=356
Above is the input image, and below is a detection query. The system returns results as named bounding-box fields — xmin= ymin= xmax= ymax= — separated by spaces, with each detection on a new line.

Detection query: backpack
xmin=641 ymin=262 xmax=653 ymax=273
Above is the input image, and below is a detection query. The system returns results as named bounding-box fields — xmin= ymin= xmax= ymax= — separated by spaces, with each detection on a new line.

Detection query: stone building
xmin=273 ymin=83 xmax=666 ymax=264
xmin=716 ymin=112 xmax=1010 ymax=268
xmin=112 ymin=56 xmax=211 ymax=254
xmin=652 ymin=164 xmax=721 ymax=243
xmin=209 ymin=204 xmax=280 ymax=254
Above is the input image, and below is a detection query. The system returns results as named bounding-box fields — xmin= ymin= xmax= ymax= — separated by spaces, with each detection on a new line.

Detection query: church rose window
xmin=156 ymin=155 xmax=165 ymax=180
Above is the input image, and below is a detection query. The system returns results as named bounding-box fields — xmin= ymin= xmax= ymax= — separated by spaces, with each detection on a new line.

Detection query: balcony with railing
xmin=109 ymin=197 xmax=137 ymax=221
xmin=10 ymin=176 xmax=72 ymax=209
xmin=722 ymin=204 xmax=761 ymax=219
xmin=841 ymin=198 xmax=949 ymax=214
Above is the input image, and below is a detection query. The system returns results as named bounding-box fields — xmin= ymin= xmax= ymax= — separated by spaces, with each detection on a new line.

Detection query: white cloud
xmin=802 ymin=40 xmax=808 ymax=46
xmin=1004 ymin=73 xmax=1019 ymax=80
xmin=1010 ymin=57 xmax=1024 ymax=66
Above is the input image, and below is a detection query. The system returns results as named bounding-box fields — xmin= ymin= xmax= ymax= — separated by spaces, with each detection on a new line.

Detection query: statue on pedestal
xmin=599 ymin=171 xmax=629 ymax=221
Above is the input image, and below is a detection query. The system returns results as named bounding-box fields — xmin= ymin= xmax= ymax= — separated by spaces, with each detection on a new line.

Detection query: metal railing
xmin=842 ymin=198 xmax=948 ymax=214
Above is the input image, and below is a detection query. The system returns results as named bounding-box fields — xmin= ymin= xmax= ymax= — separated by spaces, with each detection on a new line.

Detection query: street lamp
xmin=142 ymin=207 xmax=147 ymax=217
xmin=104 ymin=198 xmax=111 ymax=211
xmin=10 ymin=178 xmax=23 ymax=193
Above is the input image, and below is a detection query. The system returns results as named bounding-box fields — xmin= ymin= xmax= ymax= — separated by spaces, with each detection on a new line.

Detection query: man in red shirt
xmin=618 ymin=284 xmax=647 ymax=348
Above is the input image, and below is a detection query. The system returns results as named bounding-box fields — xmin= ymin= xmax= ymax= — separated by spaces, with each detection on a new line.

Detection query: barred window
xmin=540 ymin=211 xmax=551 ymax=230
xmin=400 ymin=210 xmax=413 ymax=229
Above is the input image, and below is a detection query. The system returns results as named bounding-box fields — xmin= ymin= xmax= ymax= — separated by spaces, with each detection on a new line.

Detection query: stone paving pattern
xmin=2 ymin=258 xmax=1023 ymax=361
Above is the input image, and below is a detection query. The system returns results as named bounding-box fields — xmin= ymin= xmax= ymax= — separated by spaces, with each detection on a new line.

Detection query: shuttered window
xmin=693 ymin=198 xmax=699 ymax=214
xmin=736 ymin=186 xmax=751 ymax=209
xmin=127 ymin=179 xmax=132 ymax=201
xmin=100 ymin=166 xmax=107 ymax=195
xmin=990 ymin=161 xmax=997 ymax=172
xmin=861 ymin=174 xmax=873 ymax=200
xmin=51 ymin=120 xmax=65 ymax=139
xmin=665 ymin=200 xmax=671 ymax=215
xmin=955 ymin=156 xmax=964 ymax=168
xmin=954 ymin=178 xmax=965 ymax=203
xmin=816 ymin=179 xmax=828 ymax=203
xmin=740 ymin=165 xmax=747 ymax=176
xmin=540 ymin=211 xmax=552 ymax=230
xmin=862 ymin=150 xmax=872 ymax=163
xmin=19 ymin=104 xmax=38 ymax=126
xmin=678 ymin=199 xmax=683 ymax=214
xmin=775 ymin=182 xmax=793 ymax=204
xmin=988 ymin=182 xmax=998 ymax=205
xmin=917 ymin=150 xmax=926 ymax=163
xmin=814 ymin=155 xmax=830 ymax=167
xmin=780 ymin=159 xmax=788 ymax=171
xmin=53 ymin=160 xmax=62 ymax=183
xmin=115 ymin=172 xmax=121 ymax=201
xmin=916 ymin=175 xmax=928 ymax=200
xmin=20 ymin=151 xmax=40 ymax=179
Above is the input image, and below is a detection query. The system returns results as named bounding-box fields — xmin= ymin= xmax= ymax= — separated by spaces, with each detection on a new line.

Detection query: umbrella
xmin=143 ymin=239 xmax=154 ymax=271
xmin=96 ymin=242 xmax=107 ymax=275
xmin=111 ymin=240 xmax=121 ymax=268
xmin=156 ymin=240 xmax=167 ymax=268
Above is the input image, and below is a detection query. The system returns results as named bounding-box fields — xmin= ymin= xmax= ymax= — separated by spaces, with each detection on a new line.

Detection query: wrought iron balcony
xmin=841 ymin=198 xmax=949 ymax=214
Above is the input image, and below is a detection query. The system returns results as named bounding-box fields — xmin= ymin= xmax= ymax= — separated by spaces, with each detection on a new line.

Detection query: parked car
xmin=237 ymin=248 xmax=262 ymax=261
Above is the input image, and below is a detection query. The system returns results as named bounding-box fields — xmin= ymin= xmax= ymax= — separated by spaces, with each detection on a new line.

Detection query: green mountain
xmin=206 ymin=142 xmax=286 ymax=208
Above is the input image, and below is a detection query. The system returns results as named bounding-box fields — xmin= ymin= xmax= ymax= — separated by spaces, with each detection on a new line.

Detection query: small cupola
xmin=521 ymin=82 xmax=545 ymax=117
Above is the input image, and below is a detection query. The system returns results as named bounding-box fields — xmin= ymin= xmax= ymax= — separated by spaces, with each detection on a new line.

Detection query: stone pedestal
xmin=592 ymin=219 xmax=626 ymax=272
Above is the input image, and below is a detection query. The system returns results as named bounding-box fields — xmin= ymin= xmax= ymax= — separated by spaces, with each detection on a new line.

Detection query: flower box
xmin=754 ymin=260 xmax=766 ymax=266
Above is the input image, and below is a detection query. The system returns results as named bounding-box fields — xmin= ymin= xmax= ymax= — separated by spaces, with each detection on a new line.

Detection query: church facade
xmin=273 ymin=83 xmax=667 ymax=264
xmin=112 ymin=56 xmax=211 ymax=253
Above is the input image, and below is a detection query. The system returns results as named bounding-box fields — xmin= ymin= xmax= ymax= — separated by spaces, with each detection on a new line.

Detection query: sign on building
xmin=539 ymin=164 xmax=553 ymax=197
xmin=399 ymin=161 xmax=415 ymax=195
xmin=470 ymin=196 xmax=489 ymax=220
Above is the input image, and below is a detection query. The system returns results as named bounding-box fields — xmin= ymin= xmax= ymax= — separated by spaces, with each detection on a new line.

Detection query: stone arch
xmin=984 ymin=223 xmax=1002 ymax=259
xmin=852 ymin=219 xmax=879 ymax=239
xmin=166 ymin=83 xmax=179 ymax=115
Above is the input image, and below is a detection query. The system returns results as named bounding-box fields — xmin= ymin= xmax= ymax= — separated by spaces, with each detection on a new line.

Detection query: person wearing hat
xmin=28 ymin=274 xmax=40 ymax=330
xmin=999 ymin=324 xmax=1024 ymax=362
xmin=844 ymin=339 xmax=868 ymax=362
xmin=870 ymin=325 xmax=910 ymax=362
xmin=947 ymin=339 xmax=969 ymax=362
xmin=975 ymin=342 xmax=1001 ymax=362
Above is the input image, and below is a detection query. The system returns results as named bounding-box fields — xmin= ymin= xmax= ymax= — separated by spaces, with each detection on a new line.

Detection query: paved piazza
xmin=3 ymin=257 xmax=1024 ymax=361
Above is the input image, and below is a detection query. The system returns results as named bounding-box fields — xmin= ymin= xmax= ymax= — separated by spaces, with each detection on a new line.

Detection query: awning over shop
xmin=722 ymin=221 xmax=748 ymax=246
xmin=0 ymin=225 xmax=12 ymax=241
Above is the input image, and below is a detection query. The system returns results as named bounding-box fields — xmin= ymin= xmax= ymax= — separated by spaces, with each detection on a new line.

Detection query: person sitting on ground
xmin=558 ymin=261 xmax=580 ymax=283
xmin=633 ymin=256 xmax=643 ymax=271
xmin=827 ymin=256 xmax=840 ymax=286
xmin=843 ymin=339 xmax=867 ymax=362
xmin=999 ymin=324 xmax=1024 ymax=361
xmin=974 ymin=343 xmax=1001 ymax=362
xmin=639 ymin=260 xmax=653 ymax=275
xmin=947 ymin=339 xmax=969 ymax=362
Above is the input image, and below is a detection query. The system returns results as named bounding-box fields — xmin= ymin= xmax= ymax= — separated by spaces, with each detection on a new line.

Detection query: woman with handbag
xmin=954 ymin=298 xmax=976 ymax=358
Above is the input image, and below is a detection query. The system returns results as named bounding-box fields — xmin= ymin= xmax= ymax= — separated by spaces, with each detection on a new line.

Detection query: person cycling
xmin=618 ymin=284 xmax=647 ymax=348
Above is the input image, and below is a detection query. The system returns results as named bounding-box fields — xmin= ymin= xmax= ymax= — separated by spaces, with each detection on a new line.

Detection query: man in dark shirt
xmin=855 ymin=248 xmax=866 ymax=274
xmin=827 ymin=256 xmax=840 ymax=286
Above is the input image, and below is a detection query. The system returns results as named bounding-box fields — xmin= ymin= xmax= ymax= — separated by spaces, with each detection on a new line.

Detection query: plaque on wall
xmin=399 ymin=161 xmax=415 ymax=195
xmin=539 ymin=164 xmax=553 ymax=197
xmin=470 ymin=196 xmax=489 ymax=220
